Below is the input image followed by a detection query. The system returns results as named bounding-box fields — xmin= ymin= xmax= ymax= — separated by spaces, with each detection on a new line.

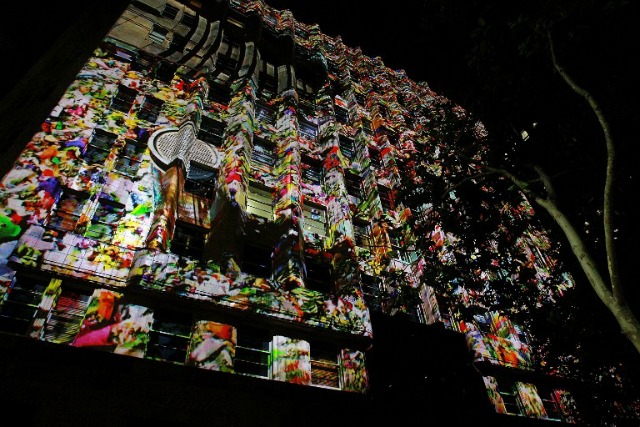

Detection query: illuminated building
xmin=0 ymin=1 xmax=614 ymax=425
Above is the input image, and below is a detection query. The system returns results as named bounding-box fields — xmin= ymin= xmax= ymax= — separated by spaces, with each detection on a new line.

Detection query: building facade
xmin=0 ymin=0 xmax=610 ymax=425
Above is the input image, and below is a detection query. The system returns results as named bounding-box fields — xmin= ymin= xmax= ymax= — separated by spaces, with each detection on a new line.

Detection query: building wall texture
xmin=0 ymin=1 xmax=604 ymax=425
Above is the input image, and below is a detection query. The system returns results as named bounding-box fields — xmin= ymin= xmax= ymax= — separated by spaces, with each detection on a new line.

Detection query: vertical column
xmin=316 ymin=39 xmax=360 ymax=294
xmin=146 ymin=165 xmax=182 ymax=251
xmin=271 ymin=88 xmax=305 ymax=289
xmin=204 ymin=79 xmax=257 ymax=262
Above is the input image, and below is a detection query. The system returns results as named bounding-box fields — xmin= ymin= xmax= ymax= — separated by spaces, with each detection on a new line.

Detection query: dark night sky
xmin=0 ymin=1 xmax=468 ymax=105
xmin=265 ymin=0 xmax=466 ymax=97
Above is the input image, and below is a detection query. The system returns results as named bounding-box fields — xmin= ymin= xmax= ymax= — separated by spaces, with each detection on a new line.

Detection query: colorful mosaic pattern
xmin=186 ymin=320 xmax=236 ymax=372
xmin=271 ymin=335 xmax=312 ymax=385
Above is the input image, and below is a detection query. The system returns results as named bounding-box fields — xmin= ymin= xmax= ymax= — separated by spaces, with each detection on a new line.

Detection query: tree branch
xmin=486 ymin=164 xmax=616 ymax=306
xmin=548 ymin=31 xmax=621 ymax=302
xmin=533 ymin=165 xmax=556 ymax=203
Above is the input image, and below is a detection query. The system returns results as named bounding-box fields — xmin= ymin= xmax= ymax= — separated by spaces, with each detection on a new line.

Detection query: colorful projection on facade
xmin=1 ymin=274 xmax=367 ymax=390
xmin=458 ymin=312 xmax=533 ymax=369
xmin=0 ymin=0 xmax=584 ymax=407
xmin=483 ymin=375 xmax=579 ymax=423
xmin=186 ymin=320 xmax=236 ymax=372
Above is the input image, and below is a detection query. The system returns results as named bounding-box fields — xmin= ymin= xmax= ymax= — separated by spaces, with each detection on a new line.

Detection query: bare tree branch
xmin=548 ymin=31 xmax=621 ymax=302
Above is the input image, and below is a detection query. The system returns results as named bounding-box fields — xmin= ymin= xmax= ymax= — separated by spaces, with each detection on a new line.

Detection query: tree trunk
xmin=534 ymin=195 xmax=640 ymax=355
xmin=613 ymin=302 xmax=640 ymax=354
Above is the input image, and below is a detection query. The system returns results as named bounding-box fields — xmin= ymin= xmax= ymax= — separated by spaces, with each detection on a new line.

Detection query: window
xmin=246 ymin=182 xmax=274 ymax=220
xmin=114 ymin=139 xmax=145 ymax=176
xmin=49 ymin=190 xmax=87 ymax=232
xmin=251 ymin=139 xmax=276 ymax=170
xmin=197 ymin=115 xmax=225 ymax=147
xmin=235 ymin=326 xmax=271 ymax=378
xmin=354 ymin=91 xmax=366 ymax=106
xmin=339 ymin=135 xmax=355 ymax=161
xmin=497 ymin=379 xmax=521 ymax=415
xmin=353 ymin=220 xmax=371 ymax=249
xmin=180 ymin=12 xmax=197 ymax=27
xmin=361 ymin=117 xmax=373 ymax=136
xmin=301 ymin=159 xmax=322 ymax=187
xmin=155 ymin=60 xmax=178 ymax=84
xmin=170 ymin=33 xmax=188 ymax=51
xmin=368 ymin=146 xmax=382 ymax=169
xmin=345 ymin=171 xmax=364 ymax=206
xmin=257 ymin=61 xmax=277 ymax=99
xmin=149 ymin=24 xmax=169 ymax=45
xmin=85 ymin=129 xmax=117 ymax=165
xmin=255 ymin=100 xmax=276 ymax=125
xmin=389 ymin=228 xmax=409 ymax=263
xmin=215 ymin=36 xmax=241 ymax=73
xmin=184 ymin=162 xmax=217 ymax=199
xmin=335 ymin=104 xmax=350 ymax=124
xmin=537 ymin=386 xmax=565 ymax=421
xmin=378 ymin=185 xmax=394 ymax=211
xmin=311 ymin=343 xmax=340 ymax=389
xmin=360 ymin=274 xmax=384 ymax=313
xmin=403 ymin=302 xmax=426 ymax=324
xmin=111 ymin=84 xmax=138 ymax=113
xmin=241 ymin=242 xmax=272 ymax=278
xmin=179 ymin=183 xmax=213 ymax=229
xmin=295 ymin=77 xmax=314 ymax=102
xmin=41 ymin=286 xmax=91 ymax=344
xmin=303 ymin=256 xmax=332 ymax=294
xmin=207 ymin=81 xmax=231 ymax=105
xmin=86 ymin=198 xmax=125 ymax=241
xmin=161 ymin=4 xmax=179 ymax=20
xmin=131 ymin=50 xmax=156 ymax=74
xmin=171 ymin=223 xmax=206 ymax=258
xmin=146 ymin=309 xmax=192 ymax=364
xmin=302 ymin=203 xmax=327 ymax=239
xmin=0 ymin=278 xmax=47 ymax=335
xmin=137 ymin=95 xmax=164 ymax=123
xmin=298 ymin=118 xmax=317 ymax=142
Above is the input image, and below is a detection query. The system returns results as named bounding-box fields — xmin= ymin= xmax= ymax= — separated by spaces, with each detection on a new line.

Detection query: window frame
xmin=145 ymin=308 xmax=193 ymax=365
xmin=85 ymin=196 xmax=126 ymax=241
xmin=301 ymin=157 xmax=323 ymax=187
xmin=0 ymin=277 xmax=48 ymax=336
xmin=161 ymin=4 xmax=179 ymax=20
xmin=297 ymin=117 xmax=318 ymax=142
xmin=353 ymin=219 xmax=372 ymax=249
xmin=110 ymin=84 xmax=138 ymax=113
xmin=170 ymin=222 xmax=207 ymax=259
xmin=180 ymin=11 xmax=198 ymax=27
xmin=85 ymin=129 xmax=117 ymax=166
xmin=246 ymin=181 xmax=274 ymax=220
xmin=40 ymin=286 xmax=92 ymax=344
xmin=149 ymin=24 xmax=169 ymax=45
xmin=345 ymin=171 xmax=364 ymax=206
xmin=250 ymin=138 xmax=276 ymax=170
xmin=113 ymin=138 xmax=146 ymax=177
xmin=234 ymin=326 xmax=272 ymax=379
xmin=310 ymin=343 xmax=340 ymax=389
xmin=378 ymin=184 xmax=394 ymax=211
xmin=302 ymin=202 xmax=327 ymax=239
xmin=197 ymin=115 xmax=225 ymax=147
xmin=136 ymin=95 xmax=164 ymax=123
xmin=49 ymin=189 xmax=88 ymax=232
xmin=339 ymin=134 xmax=355 ymax=161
